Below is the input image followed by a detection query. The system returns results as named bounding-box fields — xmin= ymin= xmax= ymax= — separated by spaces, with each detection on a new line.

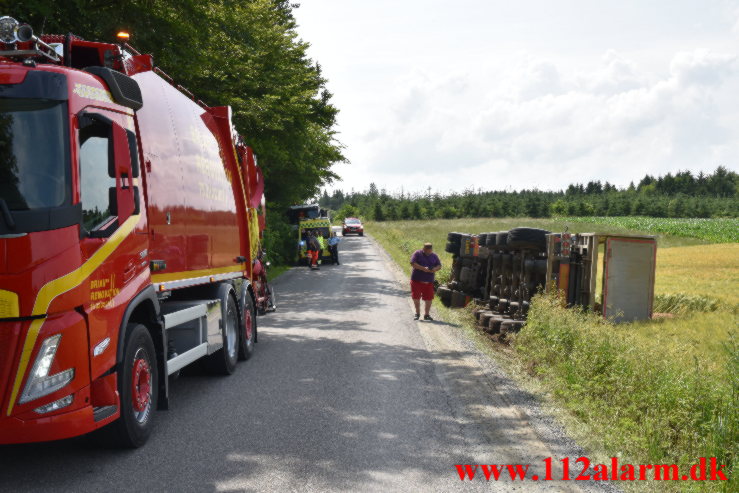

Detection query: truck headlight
xmin=19 ymin=334 xmax=75 ymax=404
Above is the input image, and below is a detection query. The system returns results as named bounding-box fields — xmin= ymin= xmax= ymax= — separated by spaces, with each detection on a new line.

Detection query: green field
xmin=369 ymin=217 xmax=738 ymax=493
xmin=561 ymin=216 xmax=738 ymax=244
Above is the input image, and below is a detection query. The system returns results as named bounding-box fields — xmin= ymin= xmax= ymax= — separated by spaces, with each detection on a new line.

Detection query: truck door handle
xmin=123 ymin=261 xmax=136 ymax=283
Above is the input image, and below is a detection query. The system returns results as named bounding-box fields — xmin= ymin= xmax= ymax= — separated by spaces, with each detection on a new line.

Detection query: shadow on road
xmin=0 ymin=334 xmax=543 ymax=491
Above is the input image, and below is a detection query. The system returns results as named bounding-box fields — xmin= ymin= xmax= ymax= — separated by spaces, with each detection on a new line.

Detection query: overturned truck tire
xmin=487 ymin=316 xmax=505 ymax=334
xmin=506 ymin=227 xmax=551 ymax=252
xmin=445 ymin=241 xmax=459 ymax=254
xmin=451 ymin=290 xmax=467 ymax=308
xmin=500 ymin=320 xmax=525 ymax=334
xmin=437 ymin=286 xmax=453 ymax=307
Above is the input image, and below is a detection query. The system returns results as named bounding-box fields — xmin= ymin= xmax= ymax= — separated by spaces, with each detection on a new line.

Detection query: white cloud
xmin=361 ymin=49 xmax=739 ymax=192
xmin=292 ymin=1 xmax=739 ymax=193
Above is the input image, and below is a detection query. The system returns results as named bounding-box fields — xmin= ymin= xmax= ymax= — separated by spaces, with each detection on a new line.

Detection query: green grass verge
xmin=268 ymin=264 xmax=291 ymax=280
xmin=517 ymin=295 xmax=737 ymax=492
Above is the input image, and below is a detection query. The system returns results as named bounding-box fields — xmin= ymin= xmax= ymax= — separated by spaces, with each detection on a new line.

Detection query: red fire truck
xmin=0 ymin=17 xmax=267 ymax=447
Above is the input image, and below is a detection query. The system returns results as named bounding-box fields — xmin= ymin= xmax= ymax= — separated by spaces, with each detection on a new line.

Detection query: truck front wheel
xmin=105 ymin=323 xmax=158 ymax=448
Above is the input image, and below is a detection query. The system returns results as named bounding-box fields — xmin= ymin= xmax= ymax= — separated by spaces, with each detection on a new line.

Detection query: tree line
xmin=323 ymin=166 xmax=739 ymax=221
xmin=13 ymin=0 xmax=345 ymax=264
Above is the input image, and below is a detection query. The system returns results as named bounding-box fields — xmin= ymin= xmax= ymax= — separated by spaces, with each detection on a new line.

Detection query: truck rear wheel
xmin=238 ymin=293 xmax=256 ymax=361
xmin=105 ymin=323 xmax=158 ymax=448
xmin=206 ymin=293 xmax=239 ymax=374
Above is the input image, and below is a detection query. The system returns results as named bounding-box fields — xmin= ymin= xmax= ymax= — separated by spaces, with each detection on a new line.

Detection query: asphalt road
xmin=0 ymin=235 xmax=615 ymax=492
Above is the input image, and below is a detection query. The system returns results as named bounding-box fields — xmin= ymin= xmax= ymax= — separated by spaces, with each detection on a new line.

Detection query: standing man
xmin=328 ymin=231 xmax=341 ymax=265
xmin=410 ymin=243 xmax=441 ymax=320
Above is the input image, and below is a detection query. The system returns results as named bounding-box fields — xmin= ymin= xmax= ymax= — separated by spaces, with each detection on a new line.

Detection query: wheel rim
xmin=131 ymin=350 xmax=152 ymax=423
xmin=244 ymin=305 xmax=253 ymax=343
xmin=226 ymin=304 xmax=238 ymax=359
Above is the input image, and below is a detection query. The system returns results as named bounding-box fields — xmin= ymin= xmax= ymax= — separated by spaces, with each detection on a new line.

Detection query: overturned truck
xmin=437 ymin=228 xmax=657 ymax=335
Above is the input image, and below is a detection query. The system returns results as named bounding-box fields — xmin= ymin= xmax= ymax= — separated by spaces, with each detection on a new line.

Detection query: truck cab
xmin=0 ymin=17 xmax=264 ymax=447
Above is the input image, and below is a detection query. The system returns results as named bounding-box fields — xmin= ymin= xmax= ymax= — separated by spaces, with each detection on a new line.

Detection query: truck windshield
xmin=0 ymin=99 xmax=70 ymax=210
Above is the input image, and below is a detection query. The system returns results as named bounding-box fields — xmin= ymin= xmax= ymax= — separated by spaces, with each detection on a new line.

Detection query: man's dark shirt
xmin=410 ymin=249 xmax=441 ymax=283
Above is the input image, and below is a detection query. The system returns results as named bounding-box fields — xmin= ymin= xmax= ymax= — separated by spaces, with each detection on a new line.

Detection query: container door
xmin=602 ymin=237 xmax=656 ymax=322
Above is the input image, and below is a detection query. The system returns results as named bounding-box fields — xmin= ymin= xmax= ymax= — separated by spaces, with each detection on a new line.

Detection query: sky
xmin=292 ymin=0 xmax=739 ymax=195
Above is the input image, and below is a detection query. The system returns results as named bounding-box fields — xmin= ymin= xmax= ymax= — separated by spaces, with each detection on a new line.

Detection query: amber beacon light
xmin=116 ymin=31 xmax=130 ymax=42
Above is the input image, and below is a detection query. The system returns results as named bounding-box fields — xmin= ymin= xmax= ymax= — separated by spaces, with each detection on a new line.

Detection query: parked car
xmin=342 ymin=217 xmax=364 ymax=236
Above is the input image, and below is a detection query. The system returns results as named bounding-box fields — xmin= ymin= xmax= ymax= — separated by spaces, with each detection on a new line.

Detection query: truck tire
xmin=509 ymin=301 xmax=520 ymax=315
xmin=105 ymin=323 xmax=158 ymax=448
xmin=488 ymin=317 xmax=504 ymax=334
xmin=238 ymin=292 xmax=256 ymax=361
xmin=206 ymin=293 xmax=239 ymax=374
xmin=506 ymin=227 xmax=550 ymax=252
xmin=501 ymin=320 xmax=525 ymax=334
xmin=498 ymin=298 xmax=509 ymax=313
xmin=480 ymin=312 xmax=494 ymax=326
xmin=495 ymin=231 xmax=509 ymax=249
xmin=451 ymin=290 xmax=467 ymax=308
xmin=436 ymin=286 xmax=452 ymax=306
xmin=359 ymin=232 xmax=364 ymax=236
xmin=488 ymin=296 xmax=499 ymax=310
xmin=522 ymin=300 xmax=531 ymax=315
xmin=444 ymin=241 xmax=458 ymax=254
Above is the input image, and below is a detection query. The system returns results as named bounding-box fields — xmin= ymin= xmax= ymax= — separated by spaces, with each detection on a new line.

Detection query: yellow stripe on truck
xmin=7 ymin=214 xmax=141 ymax=416
xmin=0 ymin=290 xmax=19 ymax=318
xmin=151 ymin=265 xmax=244 ymax=283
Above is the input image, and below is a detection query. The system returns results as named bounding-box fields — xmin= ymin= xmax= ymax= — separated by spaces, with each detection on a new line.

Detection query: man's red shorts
xmin=411 ymin=280 xmax=435 ymax=301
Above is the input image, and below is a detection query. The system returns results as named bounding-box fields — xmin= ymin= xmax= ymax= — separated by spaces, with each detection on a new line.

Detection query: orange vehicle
xmin=0 ymin=17 xmax=266 ymax=446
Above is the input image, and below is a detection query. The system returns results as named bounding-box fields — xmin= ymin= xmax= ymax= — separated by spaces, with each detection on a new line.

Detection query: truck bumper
xmin=0 ymin=374 xmax=120 ymax=444
xmin=0 ymin=403 xmax=98 ymax=444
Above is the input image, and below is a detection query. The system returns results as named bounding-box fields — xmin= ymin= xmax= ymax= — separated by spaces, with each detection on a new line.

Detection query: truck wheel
xmin=106 ymin=324 xmax=158 ymax=448
xmin=238 ymin=293 xmax=256 ymax=361
xmin=506 ymin=227 xmax=551 ymax=252
xmin=207 ymin=294 xmax=239 ymax=374
xmin=359 ymin=232 xmax=364 ymax=236
xmin=488 ymin=296 xmax=499 ymax=310
xmin=486 ymin=317 xmax=502 ymax=334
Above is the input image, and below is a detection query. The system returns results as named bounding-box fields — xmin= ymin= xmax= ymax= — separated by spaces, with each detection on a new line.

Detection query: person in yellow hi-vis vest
xmin=317 ymin=233 xmax=327 ymax=265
